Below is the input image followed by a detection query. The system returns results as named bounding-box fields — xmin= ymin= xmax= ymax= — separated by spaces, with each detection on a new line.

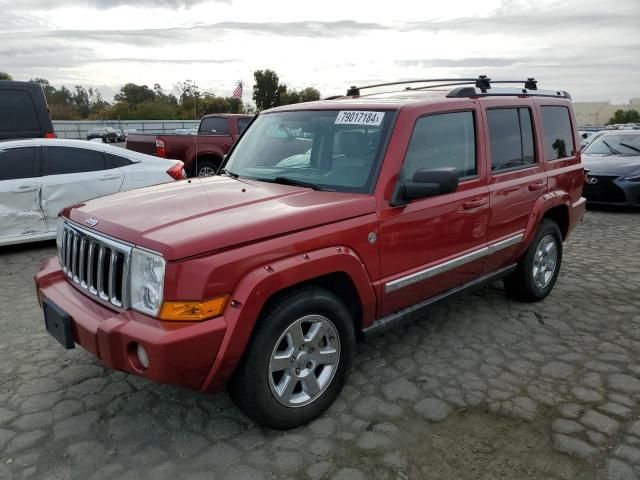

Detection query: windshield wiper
xmin=273 ymin=176 xmax=322 ymax=191
xmin=602 ymin=140 xmax=621 ymax=155
xmin=222 ymin=168 xmax=239 ymax=178
xmin=619 ymin=142 xmax=640 ymax=154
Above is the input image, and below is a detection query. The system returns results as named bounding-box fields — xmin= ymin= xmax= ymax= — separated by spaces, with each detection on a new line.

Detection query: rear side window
xmin=44 ymin=147 xmax=105 ymax=175
xmin=401 ymin=111 xmax=476 ymax=180
xmin=487 ymin=108 xmax=536 ymax=172
xmin=0 ymin=90 xmax=40 ymax=133
xmin=541 ymin=106 xmax=575 ymax=160
xmin=237 ymin=118 xmax=251 ymax=134
xmin=199 ymin=117 xmax=230 ymax=135
xmin=0 ymin=147 xmax=39 ymax=180
xmin=105 ymin=153 xmax=133 ymax=168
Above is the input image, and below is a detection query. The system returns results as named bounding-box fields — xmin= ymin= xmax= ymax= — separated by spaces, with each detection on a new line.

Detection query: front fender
xmin=200 ymin=245 xmax=376 ymax=392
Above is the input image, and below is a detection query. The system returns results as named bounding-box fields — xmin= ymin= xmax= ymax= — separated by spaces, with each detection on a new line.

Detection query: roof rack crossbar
xmin=346 ymin=76 xmax=540 ymax=96
xmin=346 ymin=78 xmax=480 ymax=96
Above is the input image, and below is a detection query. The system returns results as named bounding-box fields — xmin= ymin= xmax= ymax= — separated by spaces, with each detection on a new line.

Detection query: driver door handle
xmin=98 ymin=173 xmax=121 ymax=181
xmin=13 ymin=185 xmax=39 ymax=193
xmin=463 ymin=198 xmax=488 ymax=210
xmin=528 ymin=180 xmax=546 ymax=191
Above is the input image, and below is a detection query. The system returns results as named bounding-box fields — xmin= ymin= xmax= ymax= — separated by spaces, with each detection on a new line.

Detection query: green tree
xmin=607 ymin=109 xmax=640 ymax=125
xmin=114 ymin=83 xmax=156 ymax=106
xmin=253 ymin=69 xmax=286 ymax=111
xmin=298 ymin=87 xmax=321 ymax=102
xmin=0 ymin=72 xmax=11 ymax=80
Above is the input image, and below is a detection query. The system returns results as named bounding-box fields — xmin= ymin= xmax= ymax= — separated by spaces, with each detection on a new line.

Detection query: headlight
xmin=623 ymin=173 xmax=640 ymax=182
xmin=129 ymin=248 xmax=165 ymax=316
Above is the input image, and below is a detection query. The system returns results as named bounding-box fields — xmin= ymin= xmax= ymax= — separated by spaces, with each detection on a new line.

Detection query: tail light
xmin=155 ymin=139 xmax=167 ymax=158
xmin=166 ymin=161 xmax=187 ymax=180
xmin=44 ymin=132 xmax=57 ymax=138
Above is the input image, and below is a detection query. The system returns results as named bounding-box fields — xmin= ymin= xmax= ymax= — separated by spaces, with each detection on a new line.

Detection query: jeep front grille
xmin=59 ymin=222 xmax=131 ymax=308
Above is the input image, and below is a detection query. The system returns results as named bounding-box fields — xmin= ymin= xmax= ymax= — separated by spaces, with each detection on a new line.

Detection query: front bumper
xmin=35 ymin=256 xmax=227 ymax=391
xmin=583 ymin=176 xmax=640 ymax=206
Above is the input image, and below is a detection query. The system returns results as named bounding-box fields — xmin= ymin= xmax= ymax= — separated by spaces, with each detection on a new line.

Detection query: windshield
xmin=224 ymin=109 xmax=395 ymax=192
xmin=583 ymin=133 xmax=640 ymax=155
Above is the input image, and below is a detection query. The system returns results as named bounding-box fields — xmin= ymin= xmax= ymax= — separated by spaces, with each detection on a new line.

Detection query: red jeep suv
xmin=35 ymin=77 xmax=585 ymax=429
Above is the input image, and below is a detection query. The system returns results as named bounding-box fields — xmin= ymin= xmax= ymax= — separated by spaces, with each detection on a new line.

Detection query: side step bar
xmin=363 ymin=264 xmax=517 ymax=338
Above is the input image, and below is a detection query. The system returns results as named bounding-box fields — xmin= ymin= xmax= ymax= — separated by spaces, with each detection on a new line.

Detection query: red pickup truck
xmin=36 ymin=76 xmax=585 ymax=429
xmin=125 ymin=113 xmax=253 ymax=177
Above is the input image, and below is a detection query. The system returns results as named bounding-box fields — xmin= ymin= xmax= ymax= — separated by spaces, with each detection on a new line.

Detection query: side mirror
xmin=390 ymin=168 xmax=459 ymax=207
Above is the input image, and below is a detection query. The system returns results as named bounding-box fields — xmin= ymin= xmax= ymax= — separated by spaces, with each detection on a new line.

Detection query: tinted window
xmin=401 ymin=111 xmax=476 ymax=180
xmin=105 ymin=153 xmax=133 ymax=168
xmin=488 ymin=108 xmax=536 ymax=171
xmin=199 ymin=117 xmax=229 ymax=135
xmin=44 ymin=147 xmax=105 ymax=175
xmin=0 ymin=90 xmax=40 ymax=133
xmin=541 ymin=106 xmax=575 ymax=160
xmin=237 ymin=118 xmax=251 ymax=134
xmin=0 ymin=147 xmax=39 ymax=180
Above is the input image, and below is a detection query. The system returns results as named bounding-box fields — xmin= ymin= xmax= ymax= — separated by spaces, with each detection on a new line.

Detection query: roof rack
xmin=343 ymin=76 xmax=571 ymax=99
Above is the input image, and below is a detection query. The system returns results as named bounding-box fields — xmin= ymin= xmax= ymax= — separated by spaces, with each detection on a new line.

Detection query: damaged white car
xmin=0 ymin=139 xmax=186 ymax=246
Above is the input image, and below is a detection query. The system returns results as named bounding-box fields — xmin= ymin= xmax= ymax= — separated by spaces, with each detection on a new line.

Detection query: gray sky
xmin=0 ymin=0 xmax=638 ymax=103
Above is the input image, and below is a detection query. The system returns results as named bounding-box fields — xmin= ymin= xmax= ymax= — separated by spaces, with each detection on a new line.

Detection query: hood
xmin=65 ymin=177 xmax=376 ymax=260
xmin=582 ymin=154 xmax=640 ymax=176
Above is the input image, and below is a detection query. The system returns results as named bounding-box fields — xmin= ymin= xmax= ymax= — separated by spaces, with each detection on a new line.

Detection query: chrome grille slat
xmin=72 ymin=233 xmax=80 ymax=283
xmin=87 ymin=242 xmax=97 ymax=294
xmin=57 ymin=222 xmax=132 ymax=309
xmin=79 ymin=237 xmax=87 ymax=287
xmin=108 ymin=250 xmax=117 ymax=304
xmin=97 ymin=245 xmax=107 ymax=301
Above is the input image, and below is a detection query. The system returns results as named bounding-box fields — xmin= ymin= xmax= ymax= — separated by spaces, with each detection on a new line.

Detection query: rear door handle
xmin=13 ymin=185 xmax=39 ymax=193
xmin=528 ymin=181 xmax=546 ymax=191
xmin=462 ymin=198 xmax=488 ymax=210
xmin=98 ymin=173 xmax=121 ymax=181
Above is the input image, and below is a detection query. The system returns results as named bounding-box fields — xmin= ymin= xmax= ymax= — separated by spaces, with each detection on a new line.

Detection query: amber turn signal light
xmin=159 ymin=295 xmax=229 ymax=321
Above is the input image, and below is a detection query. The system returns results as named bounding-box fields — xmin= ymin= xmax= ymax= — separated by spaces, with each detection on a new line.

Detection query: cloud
xmin=0 ymin=0 xmax=219 ymax=11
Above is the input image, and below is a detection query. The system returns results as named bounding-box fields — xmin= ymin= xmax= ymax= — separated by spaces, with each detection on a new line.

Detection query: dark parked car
xmin=87 ymin=127 xmax=117 ymax=143
xmin=0 ymin=81 xmax=56 ymax=140
xmin=582 ymin=131 xmax=640 ymax=206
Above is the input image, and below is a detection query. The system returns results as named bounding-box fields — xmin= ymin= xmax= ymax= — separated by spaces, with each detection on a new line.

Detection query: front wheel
xmin=228 ymin=286 xmax=356 ymax=430
xmin=195 ymin=160 xmax=219 ymax=177
xmin=504 ymin=218 xmax=563 ymax=302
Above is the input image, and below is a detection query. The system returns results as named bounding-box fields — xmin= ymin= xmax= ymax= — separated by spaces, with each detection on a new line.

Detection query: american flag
xmin=232 ymin=81 xmax=243 ymax=99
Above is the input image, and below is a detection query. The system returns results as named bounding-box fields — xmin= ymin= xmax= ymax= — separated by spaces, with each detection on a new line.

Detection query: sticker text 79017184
xmin=334 ymin=111 xmax=385 ymax=126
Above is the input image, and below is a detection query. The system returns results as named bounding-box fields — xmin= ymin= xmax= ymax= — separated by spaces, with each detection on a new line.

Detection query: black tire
xmin=194 ymin=159 xmax=219 ymax=178
xmin=504 ymin=218 xmax=563 ymax=302
xmin=227 ymin=286 xmax=356 ymax=430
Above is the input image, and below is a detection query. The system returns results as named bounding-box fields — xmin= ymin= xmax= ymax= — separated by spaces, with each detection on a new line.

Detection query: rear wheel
xmin=228 ymin=286 xmax=356 ymax=430
xmin=504 ymin=219 xmax=563 ymax=302
xmin=196 ymin=159 xmax=219 ymax=177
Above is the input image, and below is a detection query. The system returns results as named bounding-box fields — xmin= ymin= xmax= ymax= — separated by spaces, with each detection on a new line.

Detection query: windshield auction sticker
xmin=335 ymin=111 xmax=385 ymax=126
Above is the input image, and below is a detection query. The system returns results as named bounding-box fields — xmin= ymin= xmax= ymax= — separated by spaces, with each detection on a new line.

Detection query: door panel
xmin=378 ymin=109 xmax=489 ymax=317
xmin=41 ymin=146 xmax=124 ymax=231
xmin=0 ymin=146 xmax=46 ymax=240
xmin=0 ymin=178 xmax=46 ymax=240
xmin=483 ymin=103 xmax=546 ymax=273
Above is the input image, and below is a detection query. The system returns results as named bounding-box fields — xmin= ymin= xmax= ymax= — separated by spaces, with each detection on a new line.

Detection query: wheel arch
xmin=200 ymin=246 xmax=377 ymax=392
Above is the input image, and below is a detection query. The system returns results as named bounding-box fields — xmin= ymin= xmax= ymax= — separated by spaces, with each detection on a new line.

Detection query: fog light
xmin=136 ymin=343 xmax=149 ymax=369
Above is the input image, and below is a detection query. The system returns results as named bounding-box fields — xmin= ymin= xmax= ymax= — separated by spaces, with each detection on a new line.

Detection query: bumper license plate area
xmin=43 ymin=299 xmax=75 ymax=349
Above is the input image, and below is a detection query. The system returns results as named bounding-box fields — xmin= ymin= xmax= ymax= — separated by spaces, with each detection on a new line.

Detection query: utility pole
xmin=594 ymin=102 xmax=608 ymax=128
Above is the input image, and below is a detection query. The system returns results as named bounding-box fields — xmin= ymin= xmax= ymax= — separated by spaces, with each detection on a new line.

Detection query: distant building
xmin=573 ymin=98 xmax=640 ymax=127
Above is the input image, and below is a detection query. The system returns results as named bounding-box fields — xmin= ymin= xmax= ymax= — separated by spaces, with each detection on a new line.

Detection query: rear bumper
xmin=35 ymin=257 xmax=227 ymax=391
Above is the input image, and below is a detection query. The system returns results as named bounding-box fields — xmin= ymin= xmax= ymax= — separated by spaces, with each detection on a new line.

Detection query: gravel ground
xmin=1 ymin=209 xmax=639 ymax=480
